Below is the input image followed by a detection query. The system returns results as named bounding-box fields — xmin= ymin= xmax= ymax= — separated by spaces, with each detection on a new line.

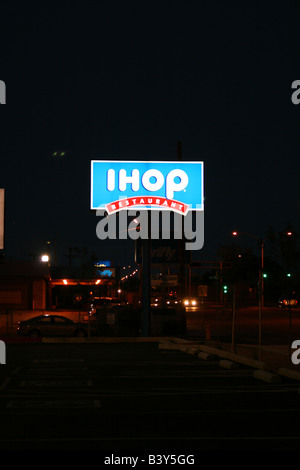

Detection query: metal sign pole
xmin=258 ymin=269 xmax=262 ymax=361
xmin=288 ymin=304 xmax=292 ymax=360
xmin=231 ymin=285 xmax=236 ymax=353
xmin=142 ymin=211 xmax=151 ymax=336
xmin=177 ymin=141 xmax=186 ymax=301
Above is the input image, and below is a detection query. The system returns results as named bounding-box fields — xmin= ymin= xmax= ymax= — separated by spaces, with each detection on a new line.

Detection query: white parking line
xmin=89 ymin=387 xmax=300 ymax=397
xmin=5 ymin=398 xmax=101 ymax=408
xmin=19 ymin=379 xmax=93 ymax=387
xmin=33 ymin=359 xmax=85 ymax=363
xmin=0 ymin=435 xmax=299 ymax=444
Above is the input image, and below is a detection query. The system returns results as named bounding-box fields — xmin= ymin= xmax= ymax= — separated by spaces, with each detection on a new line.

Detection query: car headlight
xmin=184 ymin=300 xmax=189 ymax=306
xmin=192 ymin=300 xmax=197 ymax=306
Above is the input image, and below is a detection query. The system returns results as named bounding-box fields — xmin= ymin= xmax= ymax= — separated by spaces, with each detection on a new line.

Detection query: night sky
xmin=0 ymin=1 xmax=299 ymax=267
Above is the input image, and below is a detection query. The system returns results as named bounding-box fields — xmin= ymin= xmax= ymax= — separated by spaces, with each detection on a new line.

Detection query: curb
xmin=159 ymin=341 xmax=269 ymax=370
xmin=41 ymin=336 xmax=176 ymax=343
xmin=196 ymin=344 xmax=269 ymax=370
xmin=277 ymin=367 xmax=300 ymax=382
xmin=219 ymin=359 xmax=239 ymax=369
xmin=253 ymin=369 xmax=282 ymax=383
xmin=159 ymin=339 xmax=300 ymax=381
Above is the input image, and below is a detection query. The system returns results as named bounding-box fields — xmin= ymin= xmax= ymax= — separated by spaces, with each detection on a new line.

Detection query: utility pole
xmin=258 ymin=239 xmax=264 ymax=360
xmin=220 ymin=261 xmax=223 ymax=305
xmin=261 ymin=239 xmax=264 ymax=308
xmin=231 ymin=285 xmax=236 ymax=353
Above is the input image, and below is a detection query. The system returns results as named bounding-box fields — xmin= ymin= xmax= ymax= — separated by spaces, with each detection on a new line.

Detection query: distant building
xmin=0 ymin=261 xmax=50 ymax=310
xmin=50 ymin=266 xmax=118 ymax=309
xmin=0 ymin=262 xmax=119 ymax=311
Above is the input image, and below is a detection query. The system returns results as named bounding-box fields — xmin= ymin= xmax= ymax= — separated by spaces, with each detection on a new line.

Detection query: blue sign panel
xmin=96 ymin=268 xmax=115 ymax=278
xmin=94 ymin=260 xmax=111 ymax=267
xmin=90 ymin=160 xmax=204 ymax=215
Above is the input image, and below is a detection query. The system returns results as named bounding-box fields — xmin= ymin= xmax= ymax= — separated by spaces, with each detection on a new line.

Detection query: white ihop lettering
xmin=107 ymin=169 xmax=115 ymax=191
xmin=142 ymin=169 xmax=164 ymax=192
xmin=166 ymin=169 xmax=189 ymax=199
xmin=107 ymin=168 xmax=189 ymax=200
xmin=119 ymin=169 xmax=139 ymax=192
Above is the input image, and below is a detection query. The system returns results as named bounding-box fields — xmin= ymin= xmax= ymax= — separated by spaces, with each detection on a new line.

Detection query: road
xmin=1 ymin=341 xmax=300 ymax=454
xmin=185 ymin=304 xmax=300 ymax=345
xmin=1 ymin=303 xmax=299 ymax=347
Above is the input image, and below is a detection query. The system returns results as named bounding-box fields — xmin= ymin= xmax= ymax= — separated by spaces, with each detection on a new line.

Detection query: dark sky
xmin=0 ymin=1 xmax=299 ymax=266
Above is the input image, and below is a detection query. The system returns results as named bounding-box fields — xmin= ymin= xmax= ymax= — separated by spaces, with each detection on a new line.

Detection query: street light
xmin=232 ymin=231 xmax=264 ymax=306
xmin=41 ymin=254 xmax=49 ymax=263
xmin=232 ymin=230 xmax=264 ymax=360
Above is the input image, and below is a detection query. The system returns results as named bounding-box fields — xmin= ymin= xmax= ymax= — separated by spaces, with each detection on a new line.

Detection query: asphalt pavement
xmin=1 ymin=339 xmax=300 ymax=456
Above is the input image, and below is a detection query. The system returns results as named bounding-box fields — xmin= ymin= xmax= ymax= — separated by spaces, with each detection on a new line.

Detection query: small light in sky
xmin=52 ymin=151 xmax=66 ymax=157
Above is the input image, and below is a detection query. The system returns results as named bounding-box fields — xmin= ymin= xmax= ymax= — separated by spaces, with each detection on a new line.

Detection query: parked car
xmin=278 ymin=296 xmax=299 ymax=308
xmin=166 ymin=295 xmax=181 ymax=306
xmin=151 ymin=294 xmax=181 ymax=307
xmin=88 ymin=297 xmax=129 ymax=314
xmin=17 ymin=314 xmax=95 ymax=338
xmin=83 ymin=304 xmax=131 ymax=322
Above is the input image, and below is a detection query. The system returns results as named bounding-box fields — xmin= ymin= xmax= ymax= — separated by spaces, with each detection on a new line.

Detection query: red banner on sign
xmin=105 ymin=196 xmax=189 ymax=215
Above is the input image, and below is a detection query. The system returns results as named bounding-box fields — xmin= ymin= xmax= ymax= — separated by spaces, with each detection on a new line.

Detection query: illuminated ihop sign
xmin=90 ymin=161 xmax=204 ymax=215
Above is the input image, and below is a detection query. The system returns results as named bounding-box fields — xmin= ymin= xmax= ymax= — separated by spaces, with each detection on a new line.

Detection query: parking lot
xmin=1 ymin=339 xmax=300 ymax=453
